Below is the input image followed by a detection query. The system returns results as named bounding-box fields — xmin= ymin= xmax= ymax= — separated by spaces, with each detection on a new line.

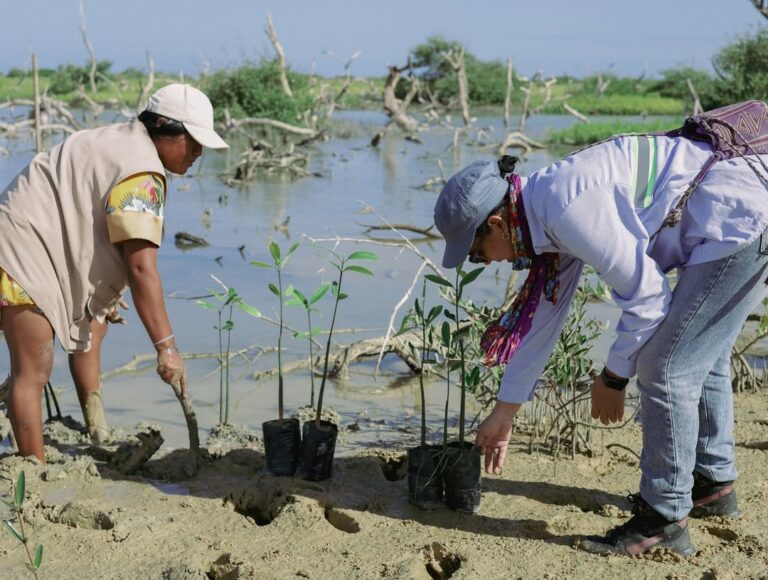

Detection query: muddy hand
xmin=157 ymin=347 xmax=187 ymax=395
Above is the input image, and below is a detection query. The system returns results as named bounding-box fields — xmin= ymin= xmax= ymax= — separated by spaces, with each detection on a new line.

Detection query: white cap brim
xmin=185 ymin=123 xmax=229 ymax=151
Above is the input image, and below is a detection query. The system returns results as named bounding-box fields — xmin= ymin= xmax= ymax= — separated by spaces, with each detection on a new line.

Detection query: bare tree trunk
xmin=444 ymin=48 xmax=470 ymax=126
xmin=136 ymin=51 xmax=155 ymax=112
xmin=265 ymin=13 xmax=293 ymax=98
xmin=686 ymin=78 xmax=703 ymax=115
xmin=751 ymin=0 xmax=768 ymax=19
xmin=32 ymin=54 xmax=42 ymax=154
xmin=79 ymin=0 xmax=97 ymax=93
xmin=371 ymin=61 xmax=419 ymax=146
xmin=504 ymin=57 xmax=513 ymax=128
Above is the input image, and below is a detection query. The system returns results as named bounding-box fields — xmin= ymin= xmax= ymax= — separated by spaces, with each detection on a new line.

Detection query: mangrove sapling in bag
xmin=252 ymin=241 xmax=302 ymax=476
xmin=397 ymin=278 xmax=445 ymax=509
xmin=298 ymin=248 xmax=378 ymax=481
xmin=429 ymin=267 xmax=484 ymax=513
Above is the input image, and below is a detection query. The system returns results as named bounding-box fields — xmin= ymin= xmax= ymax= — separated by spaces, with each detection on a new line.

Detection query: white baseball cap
xmin=145 ymin=83 xmax=229 ymax=151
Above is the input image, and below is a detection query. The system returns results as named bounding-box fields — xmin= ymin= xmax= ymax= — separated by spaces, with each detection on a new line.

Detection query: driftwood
xmin=265 ymin=14 xmax=293 ymax=98
xmin=79 ymin=0 xmax=98 ymax=93
xmin=444 ymin=48 xmax=470 ymax=126
xmin=504 ymin=57 xmax=513 ymax=128
xmin=136 ymin=51 xmax=155 ymax=112
xmin=563 ymin=103 xmax=590 ymax=123
xmin=316 ymin=50 xmax=362 ymax=125
xmin=330 ymin=335 xmax=420 ymax=379
xmin=225 ymin=116 xmax=318 ymax=137
xmin=496 ymin=131 xmax=545 ymax=155
xmin=752 ymin=0 xmax=768 ymax=19
xmin=174 ymin=231 xmax=209 ymax=247
xmin=686 ymin=78 xmax=703 ymax=115
xmin=371 ymin=61 xmax=419 ymax=146
xmin=358 ymin=222 xmax=441 ymax=239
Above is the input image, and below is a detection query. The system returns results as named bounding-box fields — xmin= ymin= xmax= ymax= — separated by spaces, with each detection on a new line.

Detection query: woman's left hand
xmin=590 ymin=375 xmax=626 ymax=425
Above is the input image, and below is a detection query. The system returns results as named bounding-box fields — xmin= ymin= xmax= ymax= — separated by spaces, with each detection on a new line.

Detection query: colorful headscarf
xmin=480 ymin=173 xmax=560 ymax=366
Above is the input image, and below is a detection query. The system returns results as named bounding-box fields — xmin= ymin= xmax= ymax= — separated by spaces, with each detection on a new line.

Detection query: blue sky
xmin=2 ymin=0 xmax=765 ymax=78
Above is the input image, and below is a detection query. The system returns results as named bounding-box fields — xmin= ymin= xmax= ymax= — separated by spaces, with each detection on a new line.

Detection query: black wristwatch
xmin=600 ymin=367 xmax=629 ymax=391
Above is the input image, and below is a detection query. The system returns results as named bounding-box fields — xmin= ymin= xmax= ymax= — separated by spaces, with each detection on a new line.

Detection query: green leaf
xmin=15 ymin=472 xmax=24 ymax=508
xmin=309 ymin=284 xmax=330 ymax=305
xmin=459 ymin=266 xmax=485 ymax=288
xmin=443 ymin=310 xmax=456 ymax=321
xmin=3 ymin=520 xmax=23 ymax=543
xmin=268 ymin=283 xmax=280 ymax=296
xmin=292 ymin=331 xmax=310 ymax=339
xmin=425 ymin=274 xmax=452 ymax=287
xmin=249 ymin=260 xmax=271 ymax=269
xmin=237 ymin=302 xmax=261 ymax=318
xmin=337 ymin=292 xmax=349 ymax=300
xmin=414 ymin=298 xmax=422 ymax=317
xmin=347 ymin=250 xmax=378 ymax=261
xmin=195 ymin=300 xmax=216 ymax=310
xmin=345 ymin=265 xmax=374 ymax=276
xmin=286 ymin=241 xmax=300 ymax=258
xmin=289 ymin=288 xmax=307 ymax=303
xmin=427 ymin=305 xmax=443 ymax=324
xmin=34 ymin=544 xmax=43 ymax=569
xmin=269 ymin=241 xmax=281 ymax=263
xmin=441 ymin=321 xmax=451 ymax=347
xmin=223 ymin=320 xmax=234 ymax=331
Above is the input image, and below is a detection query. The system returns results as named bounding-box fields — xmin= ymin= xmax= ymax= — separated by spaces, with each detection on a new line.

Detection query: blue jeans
xmin=636 ymin=232 xmax=768 ymax=521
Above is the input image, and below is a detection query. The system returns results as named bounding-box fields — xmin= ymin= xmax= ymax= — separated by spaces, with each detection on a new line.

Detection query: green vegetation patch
xmin=547 ymin=118 xmax=681 ymax=146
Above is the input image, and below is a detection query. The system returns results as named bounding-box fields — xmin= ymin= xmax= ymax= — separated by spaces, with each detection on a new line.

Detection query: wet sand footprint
xmin=45 ymin=501 xmax=116 ymax=530
xmin=423 ymin=542 xmax=462 ymax=580
xmin=324 ymin=506 xmax=361 ymax=533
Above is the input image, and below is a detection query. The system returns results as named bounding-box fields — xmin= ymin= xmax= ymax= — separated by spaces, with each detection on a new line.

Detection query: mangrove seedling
xmin=396 ymin=277 xmax=445 ymax=509
xmin=313 ymin=248 xmax=378 ymax=425
xmin=252 ymin=241 xmax=303 ymax=476
xmin=396 ymin=278 xmax=443 ymax=447
xmin=196 ymin=277 xmax=260 ymax=425
xmin=427 ymin=265 xmax=484 ymax=513
xmin=298 ymin=247 xmax=377 ymax=481
xmin=286 ymin=282 xmax=331 ymax=408
xmin=2 ymin=471 xmax=43 ymax=579
xmin=250 ymin=240 xmax=300 ymax=420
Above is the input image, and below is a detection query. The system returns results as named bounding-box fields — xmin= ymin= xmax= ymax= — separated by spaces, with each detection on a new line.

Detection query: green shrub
xmin=48 ymin=60 xmax=113 ymax=95
xmin=712 ymin=27 xmax=768 ymax=104
xmin=203 ymin=60 xmax=314 ymax=124
xmin=649 ymin=66 xmax=720 ymax=110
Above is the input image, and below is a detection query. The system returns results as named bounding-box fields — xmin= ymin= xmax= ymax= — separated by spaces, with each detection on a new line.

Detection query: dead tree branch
xmin=751 ymin=0 xmax=768 ymax=19
xmin=79 ymin=0 xmax=97 ymax=93
xmin=371 ymin=60 xmax=419 ymax=146
xmin=504 ymin=57 xmax=513 ymax=128
xmin=136 ymin=51 xmax=156 ymax=112
xmin=686 ymin=78 xmax=703 ymax=115
xmin=444 ymin=48 xmax=470 ymax=126
xmin=265 ymin=13 xmax=293 ymax=97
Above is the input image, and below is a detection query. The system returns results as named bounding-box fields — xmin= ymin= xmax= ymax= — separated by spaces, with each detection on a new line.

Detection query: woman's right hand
xmin=475 ymin=400 xmax=521 ymax=475
xmin=156 ymin=347 xmax=188 ymax=395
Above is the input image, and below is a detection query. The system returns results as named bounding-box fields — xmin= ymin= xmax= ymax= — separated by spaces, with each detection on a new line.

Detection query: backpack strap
xmin=650 ymin=153 xmax=720 ymax=240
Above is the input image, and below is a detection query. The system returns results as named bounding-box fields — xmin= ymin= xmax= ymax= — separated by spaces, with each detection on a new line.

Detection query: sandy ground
xmin=0 ymin=389 xmax=767 ymax=580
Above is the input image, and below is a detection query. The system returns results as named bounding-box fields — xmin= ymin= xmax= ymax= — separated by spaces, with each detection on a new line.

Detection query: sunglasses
xmin=467 ymin=237 xmax=488 ymax=264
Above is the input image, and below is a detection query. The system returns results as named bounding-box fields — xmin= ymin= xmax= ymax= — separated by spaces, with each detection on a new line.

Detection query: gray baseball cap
xmin=434 ymin=160 xmax=508 ymax=268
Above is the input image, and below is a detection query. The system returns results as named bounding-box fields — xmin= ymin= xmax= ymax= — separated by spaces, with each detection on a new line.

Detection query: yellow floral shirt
xmin=106 ymin=172 xmax=166 ymax=245
xmin=0 ymin=172 xmax=165 ymax=308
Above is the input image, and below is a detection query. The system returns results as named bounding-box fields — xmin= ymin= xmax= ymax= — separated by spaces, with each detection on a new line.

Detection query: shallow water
xmin=0 ymin=109 xmax=625 ymax=451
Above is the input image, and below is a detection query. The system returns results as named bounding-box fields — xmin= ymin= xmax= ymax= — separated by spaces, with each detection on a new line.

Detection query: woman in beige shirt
xmin=0 ymin=84 xmax=229 ymax=461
